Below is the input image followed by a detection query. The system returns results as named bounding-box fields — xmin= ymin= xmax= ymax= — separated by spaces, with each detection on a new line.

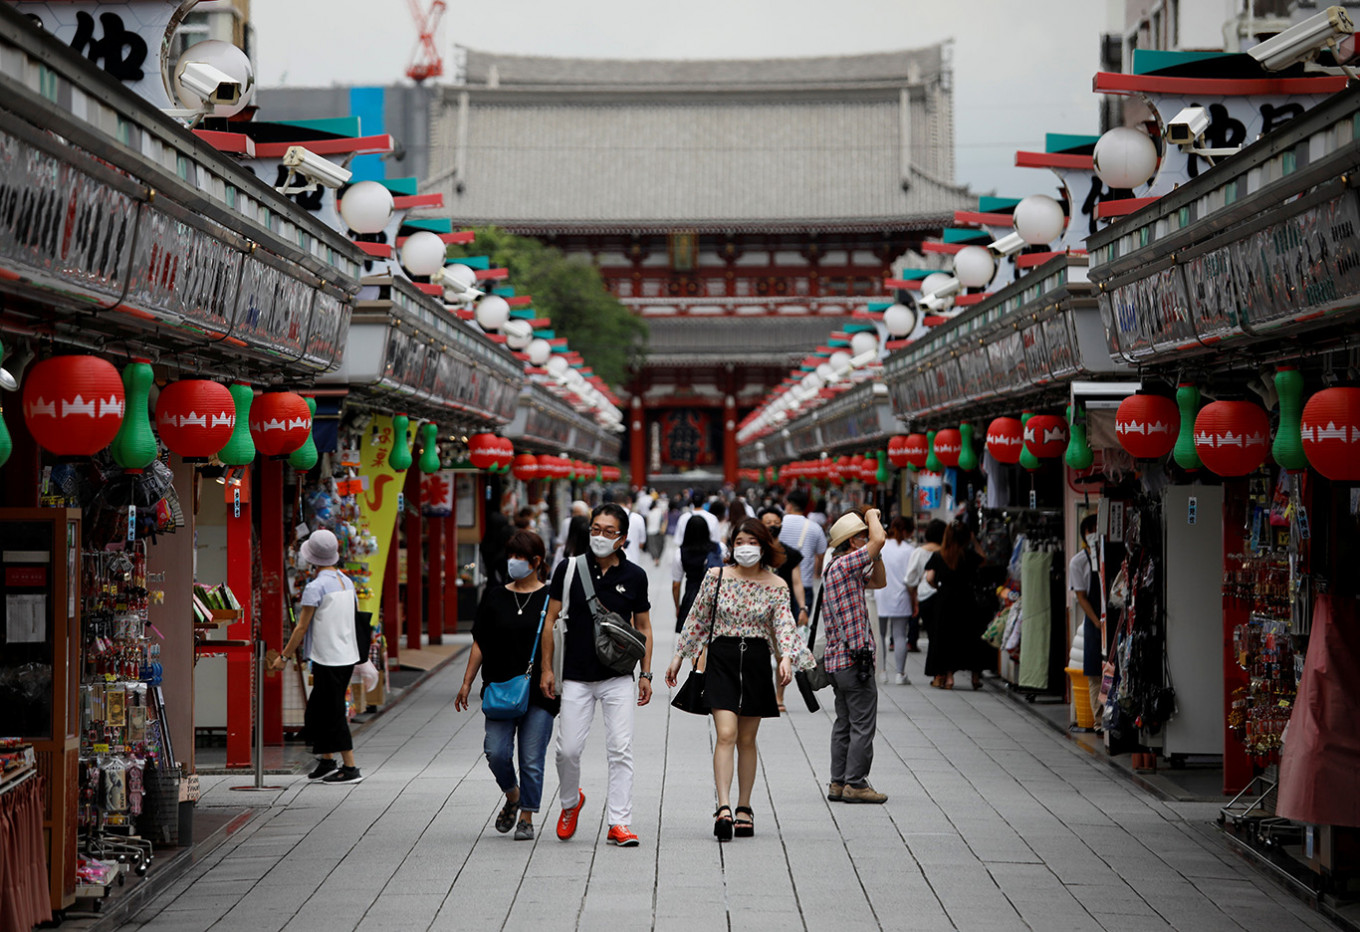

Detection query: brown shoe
xmin=842 ymin=784 xmax=888 ymax=804
xmin=826 ymin=782 xmax=845 ymax=802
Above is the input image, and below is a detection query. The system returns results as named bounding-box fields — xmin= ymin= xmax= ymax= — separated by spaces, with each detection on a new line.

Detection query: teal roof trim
xmin=274 ymin=116 xmax=361 ymax=137
xmin=403 ymin=218 xmax=452 ymax=233
xmin=448 ymin=256 xmax=490 ymax=270
xmin=377 ymin=177 xmax=419 ymax=196
xmin=978 ymin=196 xmax=1020 ymax=212
xmin=1132 ymin=48 xmax=1234 ymax=74
xmin=1045 ymin=133 xmax=1100 ymax=153
xmin=943 ymin=228 xmax=989 ymax=244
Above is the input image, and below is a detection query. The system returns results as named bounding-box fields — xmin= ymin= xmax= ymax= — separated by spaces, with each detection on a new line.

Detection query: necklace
xmin=511 ymin=589 xmax=533 ymax=616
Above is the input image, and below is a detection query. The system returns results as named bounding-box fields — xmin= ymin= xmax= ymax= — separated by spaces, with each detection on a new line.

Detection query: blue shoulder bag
xmin=482 ymin=596 xmax=549 ymax=720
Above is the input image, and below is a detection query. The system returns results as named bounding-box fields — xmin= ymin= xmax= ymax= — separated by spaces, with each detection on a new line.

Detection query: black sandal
xmin=495 ymin=798 xmax=519 ymax=834
xmin=713 ymin=805 xmax=733 ymax=842
xmin=734 ymin=806 xmax=754 ymax=838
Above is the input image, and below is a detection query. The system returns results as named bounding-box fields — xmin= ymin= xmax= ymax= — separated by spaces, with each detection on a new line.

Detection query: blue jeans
xmin=483 ymin=704 xmax=555 ymax=812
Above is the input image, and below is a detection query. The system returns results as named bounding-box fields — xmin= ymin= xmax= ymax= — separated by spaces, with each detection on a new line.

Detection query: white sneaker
xmin=894 ymin=673 xmax=910 ymax=685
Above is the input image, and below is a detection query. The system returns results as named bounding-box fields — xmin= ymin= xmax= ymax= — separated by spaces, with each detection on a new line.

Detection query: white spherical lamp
xmin=400 ymin=231 xmax=447 ymax=278
xmin=474 ymin=295 xmax=511 ymax=330
xmin=953 ymin=245 xmax=995 ymax=289
xmin=1013 ymin=194 xmax=1067 ymax=246
xmin=920 ymin=272 xmax=953 ymax=297
xmin=829 ymin=350 xmax=852 ymax=375
xmin=803 ymin=372 xmax=823 ymax=392
xmin=850 ymin=331 xmax=878 ymax=357
xmin=443 ymin=262 xmax=478 ymax=289
xmin=527 ymin=339 xmax=552 ymax=367
xmin=816 ymin=362 xmax=837 ymax=384
xmin=338 ymin=181 xmax=394 ymax=234
xmin=883 ymin=303 xmax=917 ymax=337
xmin=546 ymin=355 xmax=570 ymax=378
xmin=174 ymin=40 xmax=255 ymax=117
xmin=503 ymin=319 xmax=533 ymax=349
xmin=1093 ymin=126 xmax=1159 ymax=190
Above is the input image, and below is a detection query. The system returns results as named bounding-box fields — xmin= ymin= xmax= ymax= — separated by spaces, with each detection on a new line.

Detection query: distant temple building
xmin=423 ymin=46 xmax=971 ymax=485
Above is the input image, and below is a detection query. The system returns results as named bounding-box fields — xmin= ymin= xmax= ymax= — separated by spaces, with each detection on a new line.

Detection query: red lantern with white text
xmin=1023 ymin=414 xmax=1068 ymax=459
xmin=887 ymin=436 xmax=912 ymax=468
xmin=1115 ymin=394 xmax=1180 ymax=460
xmin=1302 ymin=387 xmax=1360 ymax=480
xmin=985 ymin=417 xmax=1024 ymax=464
xmin=933 ymin=429 xmax=963 ymax=468
xmin=496 ymin=437 xmax=515 ymax=470
xmin=1194 ymin=401 xmax=1270 ymax=476
xmin=512 ymin=454 xmax=540 ymax=481
xmin=903 ymin=433 xmax=929 ymax=469
xmin=248 ymin=392 xmax=312 ymax=457
xmin=22 ymin=355 xmax=125 ymax=456
xmin=155 ymin=379 xmax=235 ymax=460
xmin=468 ymin=433 xmax=498 ymax=469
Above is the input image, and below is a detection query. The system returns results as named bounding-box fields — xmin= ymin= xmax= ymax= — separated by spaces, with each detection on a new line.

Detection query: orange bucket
xmin=1066 ymin=668 xmax=1096 ymax=729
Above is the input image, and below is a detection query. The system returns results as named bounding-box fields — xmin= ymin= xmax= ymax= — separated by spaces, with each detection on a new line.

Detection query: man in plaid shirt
xmin=821 ymin=507 xmax=887 ymax=804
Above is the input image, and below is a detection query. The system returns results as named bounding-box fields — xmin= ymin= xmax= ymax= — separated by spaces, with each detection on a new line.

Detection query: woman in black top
xmin=457 ymin=530 xmax=558 ymax=841
xmin=673 ymin=512 xmax=722 ymax=632
xmin=923 ymin=522 xmax=988 ymax=690
xmin=759 ymin=506 xmax=806 ymax=711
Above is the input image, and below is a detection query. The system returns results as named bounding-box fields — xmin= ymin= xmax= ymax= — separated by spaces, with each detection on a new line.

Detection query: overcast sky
xmin=253 ymin=0 xmax=1112 ymax=198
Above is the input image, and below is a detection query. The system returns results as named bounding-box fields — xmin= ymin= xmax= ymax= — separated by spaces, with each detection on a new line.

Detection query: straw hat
xmin=300 ymin=529 xmax=340 ymax=566
xmin=827 ymin=513 xmax=869 ymax=550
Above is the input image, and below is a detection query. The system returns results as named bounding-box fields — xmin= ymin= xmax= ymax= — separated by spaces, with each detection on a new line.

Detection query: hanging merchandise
xmin=249 ymin=391 xmax=312 ymax=457
xmin=1023 ymin=412 xmax=1068 ymax=460
xmin=155 ymin=380 xmax=235 ymax=461
xmin=389 ymin=414 xmax=413 ymax=471
xmin=933 ymin=428 xmax=962 ymax=468
xmin=985 ymin=417 xmax=1023 ymax=464
xmin=419 ymin=422 xmax=441 ymax=473
xmin=925 ymin=430 xmax=943 ymax=472
xmin=1271 ymin=368 xmax=1307 ymax=471
xmin=1173 ymin=383 xmax=1202 ymax=470
xmin=1064 ymin=405 xmax=1093 ymax=470
xmin=218 ymin=383 xmax=255 ymax=466
xmin=1194 ymin=400 xmax=1269 ymax=477
xmin=957 ymin=423 xmax=978 ymax=472
xmin=110 ymin=359 xmax=157 ymax=473
xmin=22 ymin=355 xmax=126 ymax=456
xmin=1300 ymin=386 xmax=1360 ymax=481
xmin=1115 ymin=393 xmax=1179 ymax=460
xmin=289 ymin=397 xmax=319 ymax=471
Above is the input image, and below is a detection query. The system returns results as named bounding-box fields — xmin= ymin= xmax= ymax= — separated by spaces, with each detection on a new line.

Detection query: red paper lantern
xmin=933 ymin=428 xmax=963 ymax=468
xmin=22 ymin=355 xmax=125 ymax=456
xmin=834 ymin=455 xmax=853 ymax=483
xmin=248 ymin=392 xmax=312 ymax=457
xmin=902 ymin=433 xmax=929 ymax=469
xmin=861 ymin=455 xmax=879 ymax=485
xmin=985 ymin=417 xmax=1024 ymax=464
xmin=496 ymin=437 xmax=515 ymax=469
xmin=887 ymin=436 xmax=911 ymax=468
xmin=512 ymin=453 xmax=540 ymax=481
xmin=154 ymin=379 xmax=235 ymax=461
xmin=1115 ymin=394 xmax=1180 ymax=460
xmin=468 ymin=433 xmax=498 ymax=469
xmin=1023 ymin=413 xmax=1069 ymax=459
xmin=1194 ymin=400 xmax=1270 ymax=476
xmin=1302 ymin=387 xmax=1360 ymax=480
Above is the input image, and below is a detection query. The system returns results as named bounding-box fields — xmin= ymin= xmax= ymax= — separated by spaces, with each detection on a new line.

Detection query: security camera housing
xmin=179 ymin=62 xmax=242 ymax=107
xmin=281 ymin=146 xmax=352 ymax=190
xmin=988 ymin=231 xmax=1026 ymax=257
xmin=1166 ymin=106 xmax=1210 ymax=146
xmin=1248 ymin=5 xmax=1354 ymax=71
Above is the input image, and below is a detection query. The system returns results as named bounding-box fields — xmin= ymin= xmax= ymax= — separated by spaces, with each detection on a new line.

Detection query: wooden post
xmin=723 ymin=394 xmax=738 ymax=487
xmin=427 ymin=493 xmax=443 ymax=645
xmin=225 ymin=467 xmax=252 ymax=769
xmin=404 ymin=466 xmax=423 ymax=652
xmin=259 ymin=459 xmax=284 ymax=745
xmin=444 ymin=515 xmax=459 ymax=634
xmin=630 ymin=397 xmax=646 ymax=490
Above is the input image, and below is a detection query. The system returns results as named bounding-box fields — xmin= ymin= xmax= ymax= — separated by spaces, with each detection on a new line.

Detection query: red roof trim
xmin=1015 ymin=150 xmax=1094 ymax=169
xmin=354 ymin=241 xmax=393 ymax=257
xmin=1014 ymin=250 xmax=1085 ymax=269
xmin=475 ymin=268 xmax=511 ymax=281
xmin=884 ymin=278 xmax=923 ymax=290
xmin=1095 ymin=196 xmax=1161 ymax=219
xmin=505 ymin=295 xmax=533 ymax=307
xmin=193 ymin=129 xmax=256 ymax=156
xmin=253 ymin=134 xmax=395 ymax=157
xmin=411 ymin=282 xmax=444 ymax=296
xmin=1092 ymin=70 xmax=1347 ymax=96
xmin=922 ymin=242 xmax=964 ymax=255
xmin=395 ymin=231 xmax=475 ymax=246
xmin=393 ymin=193 xmax=444 ymax=209
xmin=954 ymin=210 xmax=1014 ymax=226
xmin=954 ymin=292 xmax=988 ymax=306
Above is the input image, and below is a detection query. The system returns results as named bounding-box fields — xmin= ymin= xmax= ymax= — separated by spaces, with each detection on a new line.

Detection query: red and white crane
xmin=406 ymin=0 xmax=447 ymax=83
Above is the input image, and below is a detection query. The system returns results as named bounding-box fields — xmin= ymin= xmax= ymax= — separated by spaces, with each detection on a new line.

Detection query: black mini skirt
xmin=704 ymin=636 xmax=779 ymax=718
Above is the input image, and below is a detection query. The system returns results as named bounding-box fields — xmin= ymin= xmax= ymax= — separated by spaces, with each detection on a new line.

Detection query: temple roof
xmin=424 ymin=47 xmax=970 ymax=233
xmin=643 ymin=315 xmax=854 ymax=366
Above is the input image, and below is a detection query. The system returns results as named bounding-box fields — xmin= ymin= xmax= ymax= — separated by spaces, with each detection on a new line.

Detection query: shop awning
xmin=740 ymin=381 xmax=896 ymax=467
xmin=503 ymin=383 xmax=623 ymax=462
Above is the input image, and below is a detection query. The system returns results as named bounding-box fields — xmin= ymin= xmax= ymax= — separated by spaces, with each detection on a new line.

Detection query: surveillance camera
xmin=1165 ymin=106 xmax=1210 ymax=147
xmin=1248 ymin=5 xmax=1354 ymax=71
xmin=281 ymin=146 xmax=352 ymax=189
xmin=178 ymin=61 xmax=242 ymax=107
xmin=929 ymin=277 xmax=961 ymax=299
xmin=919 ymin=294 xmax=946 ymax=313
xmin=988 ymin=232 xmax=1026 ymax=257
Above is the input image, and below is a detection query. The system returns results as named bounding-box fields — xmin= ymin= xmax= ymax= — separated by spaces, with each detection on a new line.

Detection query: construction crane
xmin=406 ymin=0 xmax=447 ymax=83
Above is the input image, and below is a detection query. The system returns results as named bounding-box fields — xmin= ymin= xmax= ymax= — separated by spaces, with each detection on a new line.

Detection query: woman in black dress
xmin=672 ymin=513 xmax=722 ymax=633
xmin=759 ymin=506 xmax=806 ymax=710
xmin=456 ymin=530 xmax=559 ymax=840
xmin=923 ymin=522 xmax=987 ymax=690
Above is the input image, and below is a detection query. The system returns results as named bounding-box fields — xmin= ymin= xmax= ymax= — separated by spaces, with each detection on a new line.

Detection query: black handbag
xmin=672 ymin=570 xmax=720 ymax=716
xmin=794 ymin=588 xmax=827 ymax=712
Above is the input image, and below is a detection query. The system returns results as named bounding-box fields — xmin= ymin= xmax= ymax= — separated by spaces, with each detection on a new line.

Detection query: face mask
xmin=1086 ymin=534 xmax=1099 ymax=551
xmin=733 ymin=545 xmax=762 ymax=567
xmin=507 ymin=558 xmax=533 ymax=580
xmin=768 ymin=524 xmax=782 ymax=536
xmin=589 ymin=535 xmax=617 ymax=558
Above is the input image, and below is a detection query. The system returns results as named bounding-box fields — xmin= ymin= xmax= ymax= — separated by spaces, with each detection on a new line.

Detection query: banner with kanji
xmin=356 ymin=415 xmax=408 ymax=617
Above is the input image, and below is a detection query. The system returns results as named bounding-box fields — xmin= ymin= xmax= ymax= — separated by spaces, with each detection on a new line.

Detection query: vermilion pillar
xmin=444 ymin=515 xmax=458 ymax=635
xmin=259 ymin=459 xmax=284 ymax=745
xmin=426 ymin=500 xmax=443 ymax=646
xmin=404 ymin=466 xmax=423 ymax=652
xmin=226 ymin=467 xmax=253 ymax=768
xmin=383 ymin=524 xmax=399 ymax=668
xmin=723 ymin=394 xmax=738 ymax=487
xmin=630 ymin=397 xmax=646 ymax=489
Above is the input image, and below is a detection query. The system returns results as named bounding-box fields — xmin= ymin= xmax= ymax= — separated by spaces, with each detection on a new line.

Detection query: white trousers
xmin=556 ymin=676 xmax=635 ymax=826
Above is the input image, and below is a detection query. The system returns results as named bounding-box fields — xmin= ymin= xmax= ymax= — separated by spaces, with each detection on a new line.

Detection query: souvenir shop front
xmin=1086 ymin=84 xmax=1360 ymax=903
xmin=0 ymin=9 xmax=360 ymax=919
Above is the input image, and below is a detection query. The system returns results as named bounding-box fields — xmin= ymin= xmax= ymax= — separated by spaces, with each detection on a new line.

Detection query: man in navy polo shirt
xmin=540 ymin=503 xmax=653 ymax=847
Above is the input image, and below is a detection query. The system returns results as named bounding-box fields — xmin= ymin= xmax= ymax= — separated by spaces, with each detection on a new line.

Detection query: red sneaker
xmin=556 ymin=789 xmax=585 ymax=840
xmin=607 ymin=824 xmax=639 ymax=847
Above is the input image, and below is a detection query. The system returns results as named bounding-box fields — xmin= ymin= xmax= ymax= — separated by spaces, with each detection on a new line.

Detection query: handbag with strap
xmin=482 ymin=596 xmax=549 ymax=720
xmin=672 ymin=570 xmax=721 ymax=716
xmin=575 ymin=555 xmax=647 ymax=676
xmin=794 ymin=587 xmax=829 ymax=711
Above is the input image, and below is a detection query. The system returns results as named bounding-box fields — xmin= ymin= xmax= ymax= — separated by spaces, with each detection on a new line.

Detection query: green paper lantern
xmin=418 ymin=422 xmax=440 ymax=474
xmin=1173 ymin=384 xmax=1201 ymax=471
xmin=390 ymin=414 xmax=412 ymax=471
xmin=218 ymin=383 xmax=255 ymax=466
xmin=771 ymin=465 xmax=779 ymax=482
xmin=288 ymin=397 xmax=319 ymax=471
xmin=925 ymin=430 xmax=943 ymax=472
xmin=110 ymin=359 xmax=157 ymax=473
xmin=957 ymin=423 xmax=978 ymax=472
xmin=1065 ymin=404 xmax=1094 ymax=470
xmin=1019 ymin=412 xmax=1040 ymax=472
xmin=1272 ymin=367 xmax=1307 ymax=471
xmin=0 ymin=340 xmax=13 ymax=468
xmin=874 ymin=450 xmax=888 ymax=484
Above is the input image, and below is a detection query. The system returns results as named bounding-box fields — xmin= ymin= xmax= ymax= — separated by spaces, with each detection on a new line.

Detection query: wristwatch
xmin=638 ymin=672 xmax=654 ymax=681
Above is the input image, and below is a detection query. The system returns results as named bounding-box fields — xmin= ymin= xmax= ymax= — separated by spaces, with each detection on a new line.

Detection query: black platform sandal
xmin=713 ymin=805 xmax=733 ymax=842
xmin=734 ymin=806 xmax=754 ymax=838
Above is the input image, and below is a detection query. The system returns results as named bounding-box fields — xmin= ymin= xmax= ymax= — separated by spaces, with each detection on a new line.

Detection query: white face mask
xmin=507 ymin=558 xmax=533 ymax=580
xmin=733 ymin=545 xmax=762 ymax=567
xmin=589 ymin=535 xmax=618 ymax=558
xmin=1086 ymin=534 xmax=1099 ymax=551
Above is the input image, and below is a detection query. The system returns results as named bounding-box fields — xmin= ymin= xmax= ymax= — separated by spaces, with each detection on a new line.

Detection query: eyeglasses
xmin=589 ymin=525 xmax=621 ymax=539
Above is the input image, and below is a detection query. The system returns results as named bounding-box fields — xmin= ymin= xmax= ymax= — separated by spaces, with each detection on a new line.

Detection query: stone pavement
xmin=115 ymin=549 xmax=1335 ymax=932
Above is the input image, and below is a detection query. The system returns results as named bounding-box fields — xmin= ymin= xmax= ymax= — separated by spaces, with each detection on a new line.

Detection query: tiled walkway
xmin=116 ymin=551 xmax=1333 ymax=932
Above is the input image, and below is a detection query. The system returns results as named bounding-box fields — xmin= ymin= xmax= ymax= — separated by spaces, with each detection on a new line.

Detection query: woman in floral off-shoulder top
xmin=665 ymin=518 xmax=814 ymax=841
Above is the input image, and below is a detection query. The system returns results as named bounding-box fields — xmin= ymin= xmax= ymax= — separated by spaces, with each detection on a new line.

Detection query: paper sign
xmin=4 ymin=594 xmax=45 ymax=643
